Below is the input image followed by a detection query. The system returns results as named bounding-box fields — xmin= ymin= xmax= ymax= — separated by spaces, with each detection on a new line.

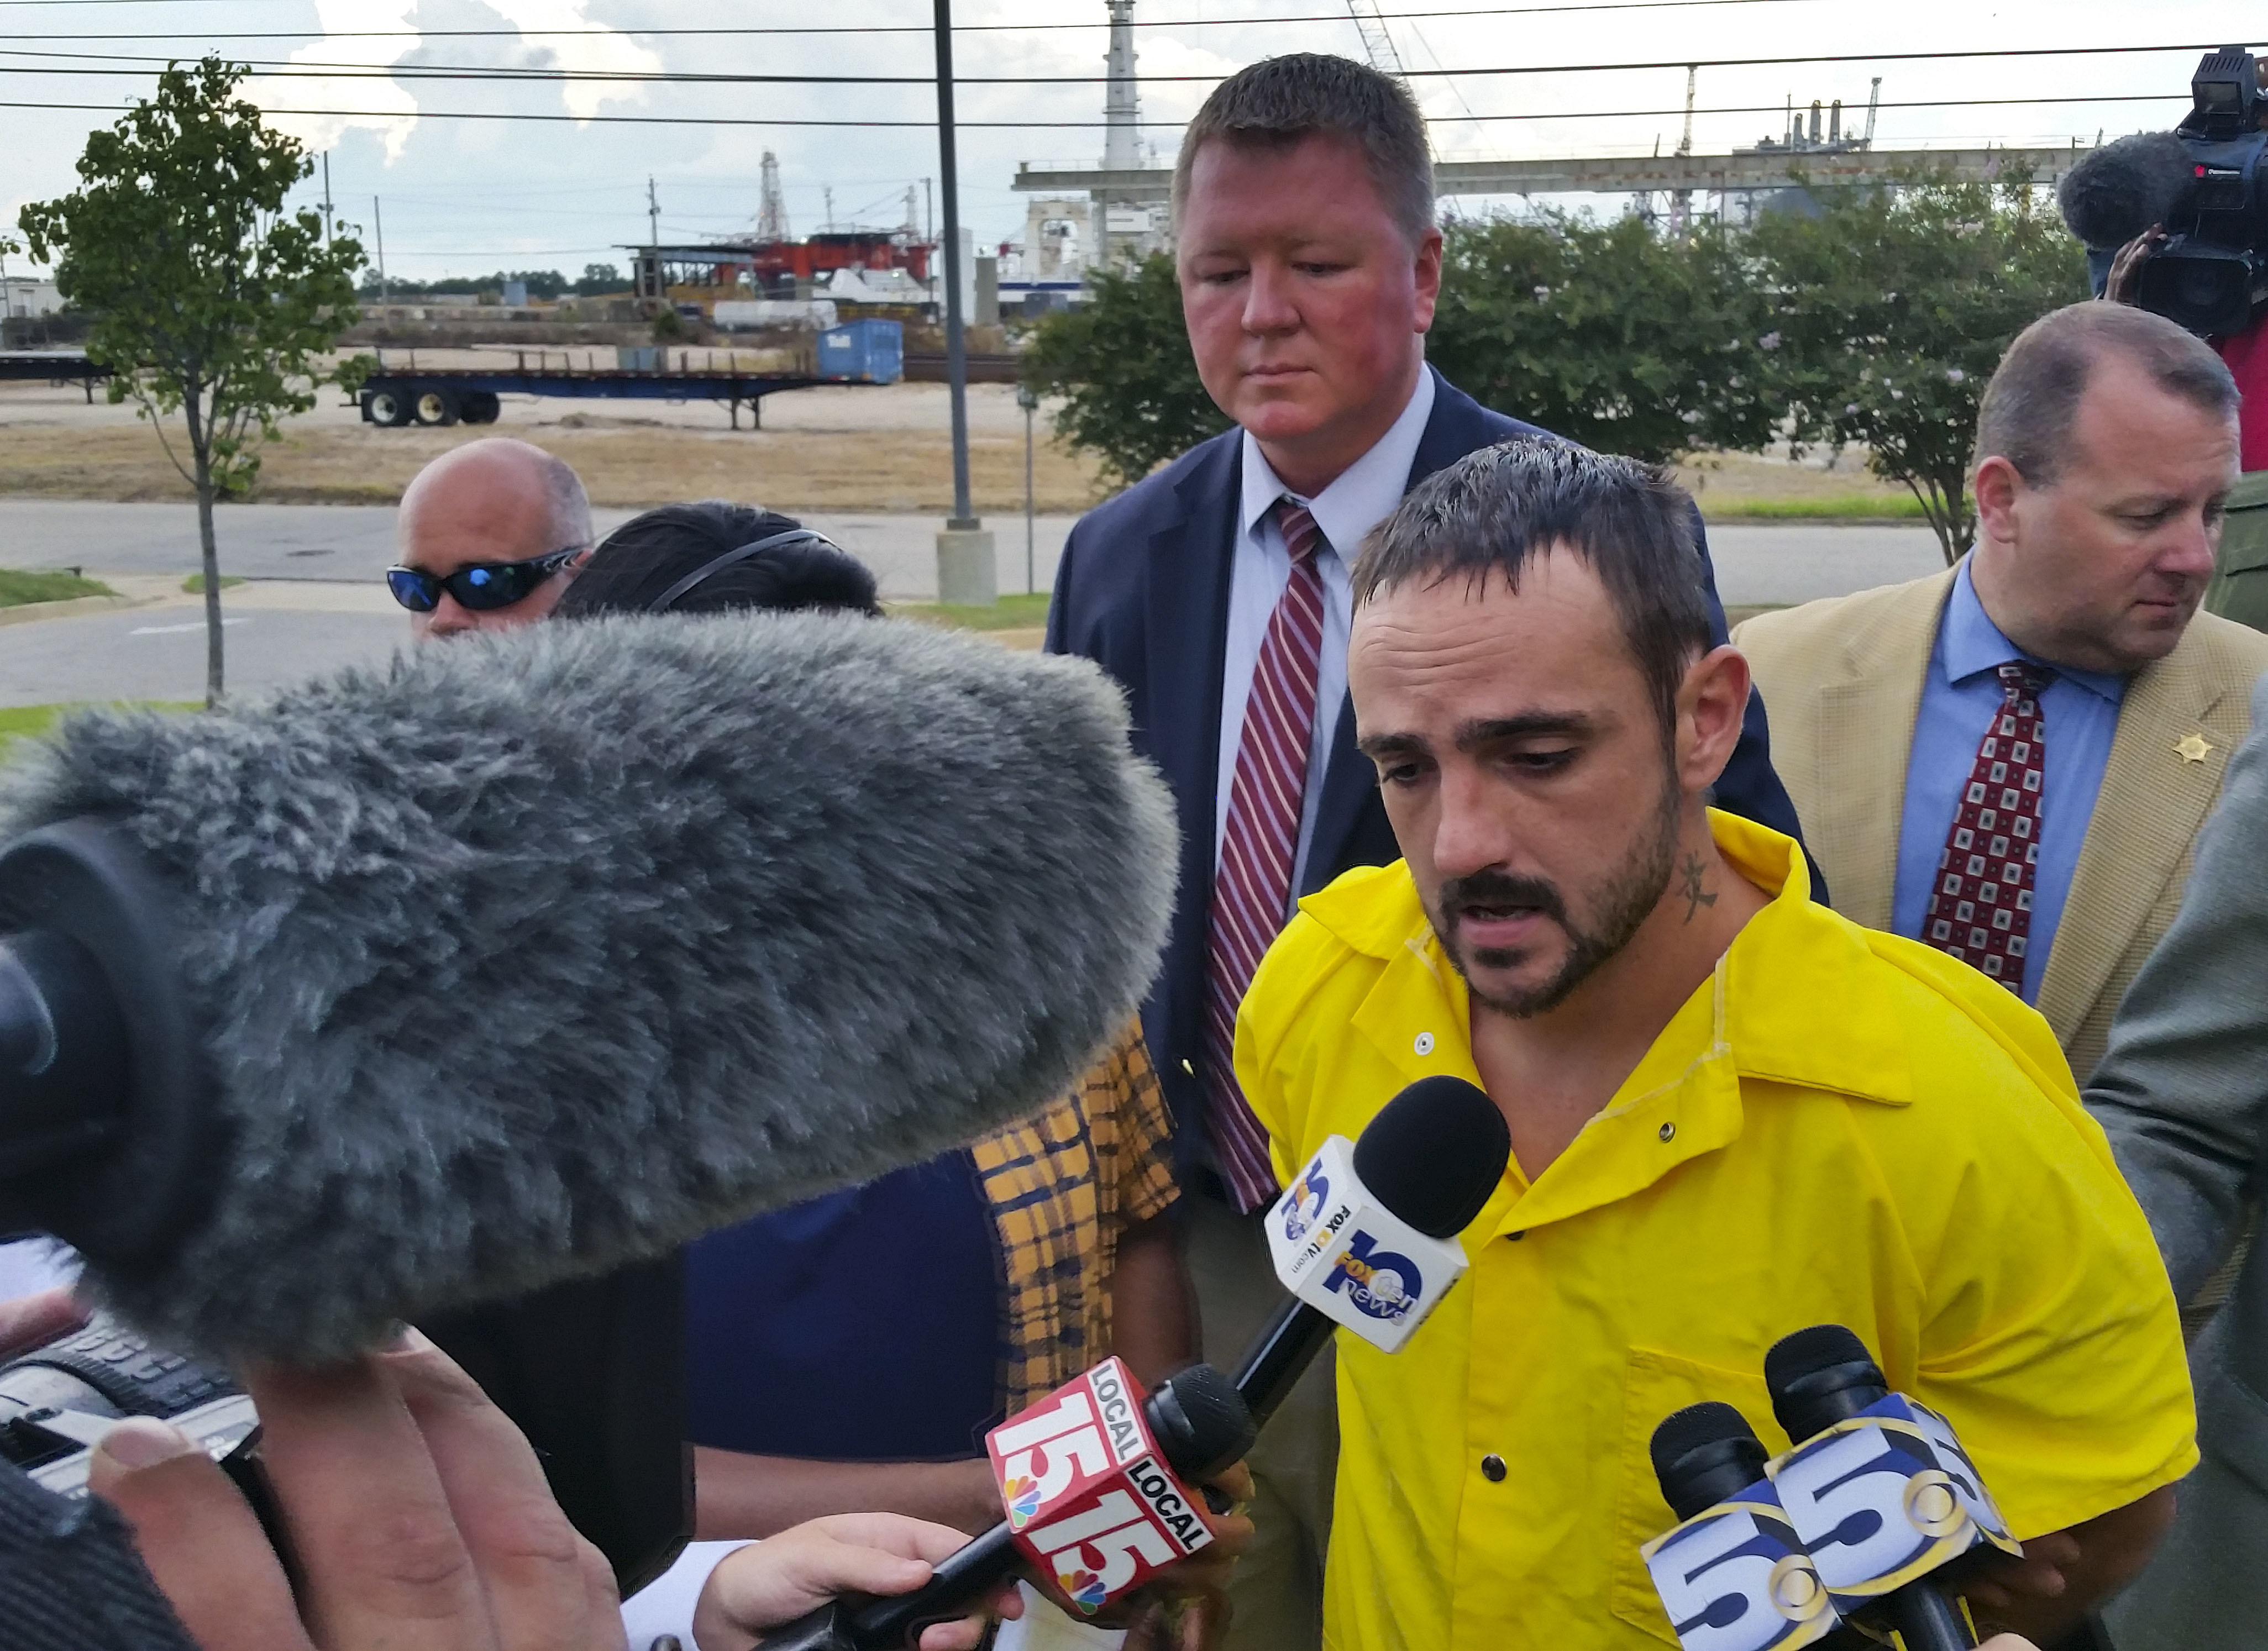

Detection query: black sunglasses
xmin=386 ymin=546 xmax=584 ymax=614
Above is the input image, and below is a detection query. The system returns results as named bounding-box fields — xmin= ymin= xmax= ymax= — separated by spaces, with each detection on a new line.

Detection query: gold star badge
xmin=2176 ymin=732 xmax=2214 ymax=765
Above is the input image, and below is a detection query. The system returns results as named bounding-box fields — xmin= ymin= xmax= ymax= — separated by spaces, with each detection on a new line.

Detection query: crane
xmin=1346 ymin=1 xmax=1410 ymax=86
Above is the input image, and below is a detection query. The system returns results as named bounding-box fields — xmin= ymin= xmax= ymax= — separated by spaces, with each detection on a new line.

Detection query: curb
xmin=0 ymin=593 xmax=157 ymax=628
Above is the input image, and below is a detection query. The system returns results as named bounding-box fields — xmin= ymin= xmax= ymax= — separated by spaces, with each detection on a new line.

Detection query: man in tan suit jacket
xmin=1739 ymin=303 xmax=2268 ymax=1083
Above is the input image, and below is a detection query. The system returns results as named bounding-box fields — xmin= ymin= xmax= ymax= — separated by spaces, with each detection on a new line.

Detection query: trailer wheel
xmin=365 ymin=388 xmax=411 ymax=427
xmin=413 ymin=390 xmax=459 ymax=427
xmin=461 ymin=391 xmax=501 ymax=425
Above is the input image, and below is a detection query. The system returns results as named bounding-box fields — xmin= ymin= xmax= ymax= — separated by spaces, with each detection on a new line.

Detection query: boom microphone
xmin=1242 ymin=1074 xmax=1509 ymax=1425
xmin=2056 ymin=130 xmax=2193 ymax=250
xmin=1763 ymin=1326 xmax=2020 ymax=1651
xmin=0 ymin=611 xmax=1178 ymax=1363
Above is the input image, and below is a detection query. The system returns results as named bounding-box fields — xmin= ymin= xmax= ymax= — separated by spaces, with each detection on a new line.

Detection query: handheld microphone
xmin=1241 ymin=1074 xmax=1509 ymax=1425
xmin=1642 ymin=1402 xmax=1841 ymax=1651
xmin=1762 ymin=1326 xmax=2020 ymax=1651
xmin=0 ymin=611 xmax=1178 ymax=1363
xmin=756 ymin=1360 xmax=1255 ymax=1651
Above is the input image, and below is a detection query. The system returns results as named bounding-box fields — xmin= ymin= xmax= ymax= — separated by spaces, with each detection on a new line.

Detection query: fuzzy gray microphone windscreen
xmin=0 ymin=612 xmax=1177 ymax=1363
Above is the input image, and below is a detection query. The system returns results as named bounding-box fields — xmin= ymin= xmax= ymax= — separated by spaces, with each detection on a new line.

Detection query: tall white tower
xmin=757 ymin=151 xmax=789 ymax=244
xmin=1102 ymin=0 xmax=1140 ymax=172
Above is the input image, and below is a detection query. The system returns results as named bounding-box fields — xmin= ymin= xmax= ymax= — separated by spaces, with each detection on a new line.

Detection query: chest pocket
xmin=1610 ymin=1344 xmax=1787 ymax=1646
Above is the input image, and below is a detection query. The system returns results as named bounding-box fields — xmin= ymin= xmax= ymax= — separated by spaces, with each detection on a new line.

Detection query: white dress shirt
xmin=1216 ymin=366 xmax=1436 ymax=899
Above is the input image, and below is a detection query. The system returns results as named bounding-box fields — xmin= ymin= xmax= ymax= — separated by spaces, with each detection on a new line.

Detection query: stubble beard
xmin=1435 ymin=775 xmax=1685 ymax=1020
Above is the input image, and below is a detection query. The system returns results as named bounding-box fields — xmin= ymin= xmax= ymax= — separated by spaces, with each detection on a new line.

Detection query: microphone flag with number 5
xmin=1763 ymin=1326 xmax=2019 ymax=1626
xmin=1643 ymin=1402 xmax=1841 ymax=1651
xmin=986 ymin=1356 xmax=1216 ymax=1615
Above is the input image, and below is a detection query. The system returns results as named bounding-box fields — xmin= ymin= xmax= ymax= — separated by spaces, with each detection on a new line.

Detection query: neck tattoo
xmin=1678 ymin=852 xmax=1717 ymax=923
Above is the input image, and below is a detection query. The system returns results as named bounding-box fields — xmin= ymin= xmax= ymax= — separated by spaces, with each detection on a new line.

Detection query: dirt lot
xmin=0 ymin=372 xmax=1910 ymax=516
xmin=0 ymin=378 xmax=1114 ymax=514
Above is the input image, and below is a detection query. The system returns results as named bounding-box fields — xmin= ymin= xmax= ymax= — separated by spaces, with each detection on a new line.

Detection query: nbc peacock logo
xmin=1004 ymin=1474 xmax=1044 ymax=1527
xmin=1058 ymin=1564 xmax=1111 ymax=1613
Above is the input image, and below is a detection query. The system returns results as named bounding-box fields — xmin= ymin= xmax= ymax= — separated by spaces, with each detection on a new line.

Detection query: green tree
xmin=18 ymin=55 xmax=366 ymax=704
xmin=1428 ymin=208 xmax=1783 ymax=465
xmin=1021 ymin=254 xmax=1230 ymax=491
xmin=1750 ymin=171 xmax=2089 ymax=565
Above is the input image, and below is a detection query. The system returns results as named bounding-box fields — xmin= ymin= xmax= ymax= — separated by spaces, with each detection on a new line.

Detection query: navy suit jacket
xmin=1044 ymin=368 xmax=1817 ymax=1149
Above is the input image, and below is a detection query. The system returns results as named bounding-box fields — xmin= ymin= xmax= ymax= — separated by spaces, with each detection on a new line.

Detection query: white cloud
xmin=249 ymin=0 xmax=421 ymax=161
xmin=479 ymin=0 xmax=663 ymax=120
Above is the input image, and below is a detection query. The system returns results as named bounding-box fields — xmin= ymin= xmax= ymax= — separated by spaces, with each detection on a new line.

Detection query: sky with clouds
xmin=2 ymin=0 xmax=2261 ymax=282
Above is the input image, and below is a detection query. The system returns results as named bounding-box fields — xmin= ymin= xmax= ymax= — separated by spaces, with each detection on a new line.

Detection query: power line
xmin=0 ymin=0 xmax=1836 ymax=22
xmin=0 ymin=92 xmax=2188 ymax=129
xmin=0 ymin=39 xmax=2246 ymax=86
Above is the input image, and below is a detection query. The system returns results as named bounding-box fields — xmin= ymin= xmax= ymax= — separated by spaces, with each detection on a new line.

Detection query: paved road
xmin=0 ymin=499 xmax=1077 ymax=600
xmin=0 ymin=499 xmax=1949 ymax=709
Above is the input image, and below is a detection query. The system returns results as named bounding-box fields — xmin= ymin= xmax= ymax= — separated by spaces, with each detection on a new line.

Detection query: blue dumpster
xmin=816 ymin=319 xmax=904 ymax=385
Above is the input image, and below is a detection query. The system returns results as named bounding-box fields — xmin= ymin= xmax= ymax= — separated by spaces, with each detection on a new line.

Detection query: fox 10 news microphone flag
xmin=1762 ymin=1325 xmax=2021 ymax=1651
xmin=1268 ymin=1132 xmax=1468 ymax=1351
xmin=1642 ymin=1403 xmax=1841 ymax=1651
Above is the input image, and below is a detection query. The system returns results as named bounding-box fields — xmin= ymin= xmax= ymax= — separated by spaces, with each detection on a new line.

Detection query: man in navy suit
xmin=1044 ymin=55 xmax=1810 ymax=1649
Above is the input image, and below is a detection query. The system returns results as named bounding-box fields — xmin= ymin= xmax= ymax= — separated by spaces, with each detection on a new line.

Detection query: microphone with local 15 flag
xmin=757 ymin=1074 xmax=1512 ymax=1650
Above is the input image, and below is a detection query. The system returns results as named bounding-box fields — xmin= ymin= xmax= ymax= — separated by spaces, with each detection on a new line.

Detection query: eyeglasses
xmin=386 ymin=546 xmax=585 ymax=614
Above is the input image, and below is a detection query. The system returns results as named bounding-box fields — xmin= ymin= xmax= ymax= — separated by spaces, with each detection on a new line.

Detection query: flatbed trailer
xmin=0 ymin=350 xmax=109 ymax=394
xmin=355 ymin=364 xmax=833 ymax=429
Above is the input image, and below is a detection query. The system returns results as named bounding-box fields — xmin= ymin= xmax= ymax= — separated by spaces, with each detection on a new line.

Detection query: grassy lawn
xmin=1702 ymin=493 xmax=1928 ymax=522
xmin=891 ymin=592 xmax=1052 ymax=632
xmin=0 ymin=568 xmax=116 ymax=608
xmin=0 ymin=702 xmax=199 ymax=762
xmin=181 ymin=574 xmax=248 ymax=595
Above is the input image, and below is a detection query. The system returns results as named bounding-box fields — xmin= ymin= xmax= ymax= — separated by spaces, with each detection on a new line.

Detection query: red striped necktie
xmin=1203 ymin=498 xmax=1329 ymax=1212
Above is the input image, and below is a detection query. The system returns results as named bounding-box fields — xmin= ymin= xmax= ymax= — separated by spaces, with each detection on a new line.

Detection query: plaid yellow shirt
xmin=970 ymin=1021 xmax=1180 ymax=1417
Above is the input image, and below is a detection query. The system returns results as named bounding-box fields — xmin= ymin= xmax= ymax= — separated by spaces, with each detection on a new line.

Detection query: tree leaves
xmin=17 ymin=54 xmax=368 ymax=701
xmin=1019 ymin=255 xmax=1231 ymax=491
xmin=1748 ymin=168 xmax=2088 ymax=565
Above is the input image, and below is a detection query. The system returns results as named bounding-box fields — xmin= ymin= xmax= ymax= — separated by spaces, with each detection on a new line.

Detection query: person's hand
xmin=1028 ymin=1459 xmax=1255 ymax=1651
xmin=1979 ymin=1639 xmax=2042 ymax=1651
xmin=0 ymin=1285 xmax=89 ymax=1358
xmin=1962 ymin=1527 xmax=2082 ymax=1629
xmin=2105 ymin=225 xmax=2167 ymax=304
xmin=87 ymin=1327 xmax=626 ymax=1651
xmin=692 ymin=1513 xmax=1023 ymax=1651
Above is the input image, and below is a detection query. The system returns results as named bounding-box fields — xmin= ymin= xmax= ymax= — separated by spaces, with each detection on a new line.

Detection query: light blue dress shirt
xmin=1891 ymin=561 xmax=2127 ymax=1003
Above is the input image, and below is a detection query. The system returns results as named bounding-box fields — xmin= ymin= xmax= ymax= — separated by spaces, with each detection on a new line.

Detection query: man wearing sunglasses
xmin=389 ymin=438 xmax=595 ymax=637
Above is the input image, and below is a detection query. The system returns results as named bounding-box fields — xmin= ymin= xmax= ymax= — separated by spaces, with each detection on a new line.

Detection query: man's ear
xmin=1972 ymin=455 xmax=2025 ymax=543
xmin=1677 ymin=645 xmax=1752 ymax=796
xmin=1411 ymin=225 xmax=1445 ymax=333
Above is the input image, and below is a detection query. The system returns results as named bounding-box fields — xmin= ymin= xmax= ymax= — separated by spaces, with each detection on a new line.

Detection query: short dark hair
xmin=554 ymin=500 xmax=882 ymax=620
xmin=1173 ymin=54 xmax=1434 ymax=246
xmin=1975 ymin=302 xmax=2238 ymax=487
xmin=1352 ymin=439 xmax=1713 ymax=735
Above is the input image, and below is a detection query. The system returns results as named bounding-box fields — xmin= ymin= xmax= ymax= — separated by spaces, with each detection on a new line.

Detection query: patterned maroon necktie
xmin=1203 ymin=499 xmax=1329 ymax=1211
xmin=1921 ymin=661 xmax=2052 ymax=995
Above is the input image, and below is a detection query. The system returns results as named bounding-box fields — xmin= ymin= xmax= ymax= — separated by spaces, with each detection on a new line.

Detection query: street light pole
xmin=1018 ymin=381 xmax=1038 ymax=595
xmin=931 ymin=0 xmax=995 ymax=605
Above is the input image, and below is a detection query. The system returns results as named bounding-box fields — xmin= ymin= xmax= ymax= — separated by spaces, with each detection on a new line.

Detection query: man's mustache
xmin=1438 ymin=870 xmax=1568 ymax=929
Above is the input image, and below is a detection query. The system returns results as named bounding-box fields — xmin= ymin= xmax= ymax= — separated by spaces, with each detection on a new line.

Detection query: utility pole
xmin=823 ymin=185 xmax=835 ymax=233
xmin=321 ymin=151 xmax=333 ymax=247
xmin=372 ymin=195 xmax=388 ymax=304
xmin=1017 ymin=381 xmax=1038 ymax=594
xmin=931 ymin=0 xmax=993 ymax=605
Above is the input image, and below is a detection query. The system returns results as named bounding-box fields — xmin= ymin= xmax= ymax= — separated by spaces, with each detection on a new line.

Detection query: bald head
xmin=396 ymin=438 xmax=594 ymax=637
